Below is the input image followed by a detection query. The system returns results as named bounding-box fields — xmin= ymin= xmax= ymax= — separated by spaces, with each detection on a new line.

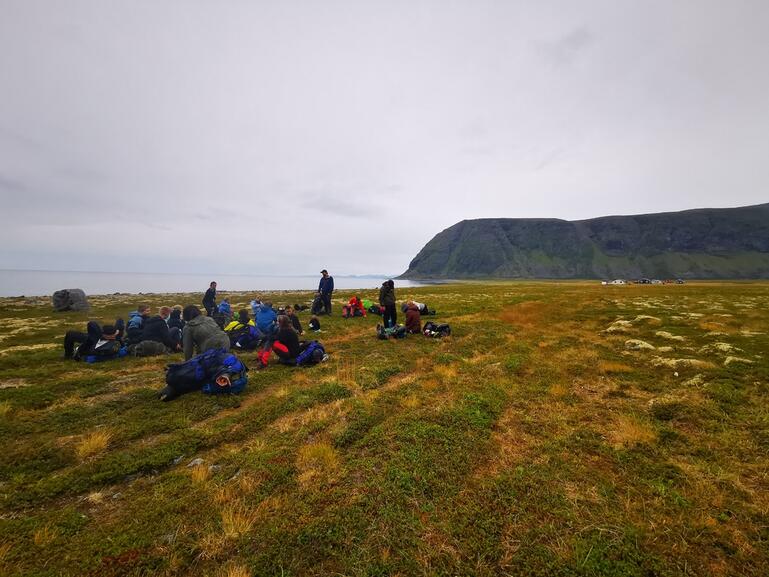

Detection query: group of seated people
xmin=63 ymin=298 xmax=325 ymax=369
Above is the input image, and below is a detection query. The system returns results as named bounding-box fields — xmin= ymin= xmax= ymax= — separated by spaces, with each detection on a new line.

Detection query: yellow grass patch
xmin=499 ymin=301 xmax=547 ymax=328
xmin=296 ymin=442 xmax=341 ymax=486
xmin=400 ymin=394 xmax=421 ymax=409
xmin=0 ymin=343 xmax=57 ymax=356
xmin=222 ymin=563 xmax=252 ymax=577
xmin=197 ymin=532 xmax=227 ymax=560
xmin=548 ymin=382 xmax=570 ymax=398
xmin=75 ymin=430 xmax=112 ymax=460
xmin=33 ymin=523 xmax=58 ymax=547
xmin=609 ymin=415 xmax=657 ymax=448
xmin=190 ymin=464 xmax=211 ymax=484
xmin=0 ymin=401 xmax=11 ymax=418
xmin=598 ymin=361 xmax=634 ymax=374
xmin=86 ymin=491 xmax=105 ymax=504
xmin=221 ymin=503 xmax=257 ymax=539
xmin=433 ymin=364 xmax=459 ymax=381
xmin=0 ymin=541 xmax=12 ymax=565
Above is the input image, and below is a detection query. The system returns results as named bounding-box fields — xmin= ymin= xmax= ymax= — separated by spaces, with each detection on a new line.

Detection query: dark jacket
xmin=288 ymin=313 xmax=303 ymax=334
xmin=142 ymin=315 xmax=175 ymax=349
xmin=379 ymin=283 xmax=395 ymax=306
xmin=275 ymin=326 xmax=301 ymax=358
xmin=405 ymin=304 xmax=421 ymax=333
xmin=168 ymin=309 xmax=185 ymax=331
xmin=318 ymin=276 xmax=334 ymax=295
xmin=183 ymin=315 xmax=230 ymax=360
xmin=126 ymin=312 xmax=149 ymax=345
xmin=202 ymin=287 xmax=216 ymax=308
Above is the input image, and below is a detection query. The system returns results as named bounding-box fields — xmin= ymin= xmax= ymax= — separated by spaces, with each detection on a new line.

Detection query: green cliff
xmin=402 ymin=203 xmax=769 ymax=279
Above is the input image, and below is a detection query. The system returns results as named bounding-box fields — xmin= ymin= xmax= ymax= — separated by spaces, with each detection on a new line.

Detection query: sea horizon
xmin=0 ymin=269 xmax=425 ymax=298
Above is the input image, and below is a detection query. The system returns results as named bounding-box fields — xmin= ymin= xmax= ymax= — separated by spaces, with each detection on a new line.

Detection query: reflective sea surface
xmin=0 ymin=270 xmax=426 ymax=297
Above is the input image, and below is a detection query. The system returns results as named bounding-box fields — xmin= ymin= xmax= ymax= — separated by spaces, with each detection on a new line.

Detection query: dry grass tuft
xmin=75 ymin=430 xmax=112 ymax=460
xmin=400 ymin=394 xmax=421 ymax=409
xmin=33 ymin=523 xmax=58 ymax=547
xmin=86 ymin=491 xmax=104 ymax=504
xmin=191 ymin=464 xmax=211 ymax=484
xmin=221 ymin=503 xmax=257 ymax=539
xmin=598 ymin=361 xmax=634 ymax=374
xmin=0 ymin=401 xmax=11 ymax=418
xmin=433 ymin=364 xmax=459 ymax=381
xmin=0 ymin=541 xmax=12 ymax=565
xmin=296 ymin=442 xmax=341 ymax=486
xmin=197 ymin=532 xmax=227 ymax=560
xmin=609 ymin=415 xmax=657 ymax=448
xmin=222 ymin=563 xmax=252 ymax=577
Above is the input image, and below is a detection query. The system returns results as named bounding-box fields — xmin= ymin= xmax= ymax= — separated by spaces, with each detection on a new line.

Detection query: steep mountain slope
xmin=402 ymin=203 xmax=769 ymax=279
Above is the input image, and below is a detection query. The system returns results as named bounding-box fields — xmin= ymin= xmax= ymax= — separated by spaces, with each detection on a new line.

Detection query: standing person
xmin=202 ymin=281 xmax=217 ymax=317
xmin=181 ymin=305 xmax=230 ymax=361
xmin=318 ymin=270 xmax=334 ymax=315
xmin=379 ymin=279 xmax=397 ymax=328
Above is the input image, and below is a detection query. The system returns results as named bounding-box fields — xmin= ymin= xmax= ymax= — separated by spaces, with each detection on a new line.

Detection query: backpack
xmin=369 ymin=305 xmax=384 ymax=315
xmin=295 ymin=341 xmax=326 ymax=366
xmin=423 ymin=322 xmax=451 ymax=338
xmin=84 ymin=341 xmax=127 ymax=363
xmin=130 ymin=340 xmax=168 ymax=357
xmin=162 ymin=348 xmax=248 ymax=401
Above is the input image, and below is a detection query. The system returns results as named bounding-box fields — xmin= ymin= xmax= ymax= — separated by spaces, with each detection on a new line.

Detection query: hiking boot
xmin=321 ymin=354 xmax=329 ymax=362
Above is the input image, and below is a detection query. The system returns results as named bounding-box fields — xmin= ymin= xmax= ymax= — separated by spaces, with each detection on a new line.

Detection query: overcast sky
xmin=1 ymin=1 xmax=767 ymax=275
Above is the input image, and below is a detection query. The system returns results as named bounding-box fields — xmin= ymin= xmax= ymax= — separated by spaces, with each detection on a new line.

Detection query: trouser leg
xmin=64 ymin=330 xmax=87 ymax=358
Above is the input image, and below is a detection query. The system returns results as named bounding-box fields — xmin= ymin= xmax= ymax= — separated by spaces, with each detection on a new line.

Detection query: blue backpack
xmin=295 ymin=341 xmax=326 ymax=366
xmin=162 ymin=348 xmax=248 ymax=401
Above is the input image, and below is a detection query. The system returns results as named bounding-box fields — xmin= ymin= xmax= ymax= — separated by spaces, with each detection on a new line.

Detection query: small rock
xmin=724 ymin=356 xmax=754 ymax=366
xmin=656 ymin=331 xmax=685 ymax=341
xmin=172 ymin=455 xmax=185 ymax=465
xmin=112 ymin=492 xmax=122 ymax=500
xmin=187 ymin=458 xmax=205 ymax=468
xmin=625 ymin=339 xmax=655 ymax=351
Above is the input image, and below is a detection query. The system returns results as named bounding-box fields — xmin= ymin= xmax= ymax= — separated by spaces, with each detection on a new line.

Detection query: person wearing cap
xmin=318 ymin=269 xmax=334 ymax=315
xmin=63 ymin=320 xmax=122 ymax=360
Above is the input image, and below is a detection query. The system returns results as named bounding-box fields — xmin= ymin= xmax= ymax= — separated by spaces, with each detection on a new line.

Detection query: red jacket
xmin=348 ymin=297 xmax=366 ymax=316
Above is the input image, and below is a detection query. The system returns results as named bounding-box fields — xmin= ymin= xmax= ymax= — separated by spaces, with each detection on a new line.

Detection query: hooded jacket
xmin=255 ymin=304 xmax=277 ymax=334
xmin=142 ymin=315 xmax=175 ymax=350
xmin=404 ymin=303 xmax=422 ymax=333
xmin=379 ymin=282 xmax=396 ymax=306
xmin=182 ymin=315 xmax=230 ymax=360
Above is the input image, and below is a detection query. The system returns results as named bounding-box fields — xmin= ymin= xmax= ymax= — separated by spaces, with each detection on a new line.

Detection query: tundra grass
xmin=1 ymin=282 xmax=768 ymax=576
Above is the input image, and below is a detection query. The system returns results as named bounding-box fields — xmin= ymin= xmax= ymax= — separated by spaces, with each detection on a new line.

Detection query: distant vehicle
xmin=609 ymin=279 xmax=626 ymax=285
xmin=637 ymin=278 xmax=651 ymax=284
xmin=675 ymin=278 xmax=686 ymax=284
xmin=651 ymin=279 xmax=663 ymax=284
xmin=601 ymin=281 xmax=608 ymax=285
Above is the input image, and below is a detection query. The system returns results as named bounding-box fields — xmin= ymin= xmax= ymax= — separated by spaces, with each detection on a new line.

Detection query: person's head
xmin=264 ymin=301 xmax=273 ymax=310
xmin=387 ymin=279 xmax=394 ymax=289
xmin=101 ymin=325 xmax=118 ymax=339
xmin=320 ymin=269 xmax=328 ymax=277
xmin=182 ymin=305 xmax=202 ymax=322
xmin=277 ymin=315 xmax=291 ymax=329
xmin=285 ymin=305 xmax=294 ymax=315
xmin=159 ymin=306 xmax=172 ymax=319
xmin=210 ymin=281 xmax=217 ymax=289
xmin=311 ymin=315 xmax=318 ymax=321
xmin=222 ymin=297 xmax=229 ymax=303
xmin=238 ymin=309 xmax=249 ymax=323
xmin=170 ymin=306 xmax=182 ymax=318
xmin=138 ymin=304 xmax=151 ymax=317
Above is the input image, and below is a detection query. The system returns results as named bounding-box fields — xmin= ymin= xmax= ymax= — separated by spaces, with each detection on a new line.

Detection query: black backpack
xmin=423 ymin=322 xmax=451 ymax=338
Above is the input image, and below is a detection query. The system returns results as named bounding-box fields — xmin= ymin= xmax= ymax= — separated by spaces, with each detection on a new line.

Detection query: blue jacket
xmin=218 ymin=301 xmax=231 ymax=315
xmin=318 ymin=276 xmax=334 ymax=295
xmin=254 ymin=303 xmax=277 ymax=334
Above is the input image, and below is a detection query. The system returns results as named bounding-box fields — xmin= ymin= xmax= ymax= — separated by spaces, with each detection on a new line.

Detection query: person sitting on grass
xmin=64 ymin=319 xmax=124 ymax=360
xmin=140 ymin=306 xmax=182 ymax=352
xmin=182 ymin=305 xmax=230 ymax=361
xmin=342 ymin=295 xmax=367 ymax=318
xmin=285 ymin=305 xmax=304 ymax=335
xmin=271 ymin=315 xmax=302 ymax=365
xmin=404 ymin=301 xmax=422 ymax=334
xmin=168 ymin=305 xmax=185 ymax=332
xmin=125 ymin=304 xmax=151 ymax=346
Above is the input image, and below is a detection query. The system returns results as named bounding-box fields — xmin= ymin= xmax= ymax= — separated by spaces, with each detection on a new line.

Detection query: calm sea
xmin=0 ymin=270 xmax=425 ymax=298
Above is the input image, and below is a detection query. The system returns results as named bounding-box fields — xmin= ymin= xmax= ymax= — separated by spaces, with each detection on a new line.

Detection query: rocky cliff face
xmin=401 ymin=204 xmax=769 ymax=279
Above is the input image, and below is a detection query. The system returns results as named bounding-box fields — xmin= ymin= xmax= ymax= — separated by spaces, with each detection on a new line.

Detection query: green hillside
xmin=402 ymin=203 xmax=769 ymax=279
